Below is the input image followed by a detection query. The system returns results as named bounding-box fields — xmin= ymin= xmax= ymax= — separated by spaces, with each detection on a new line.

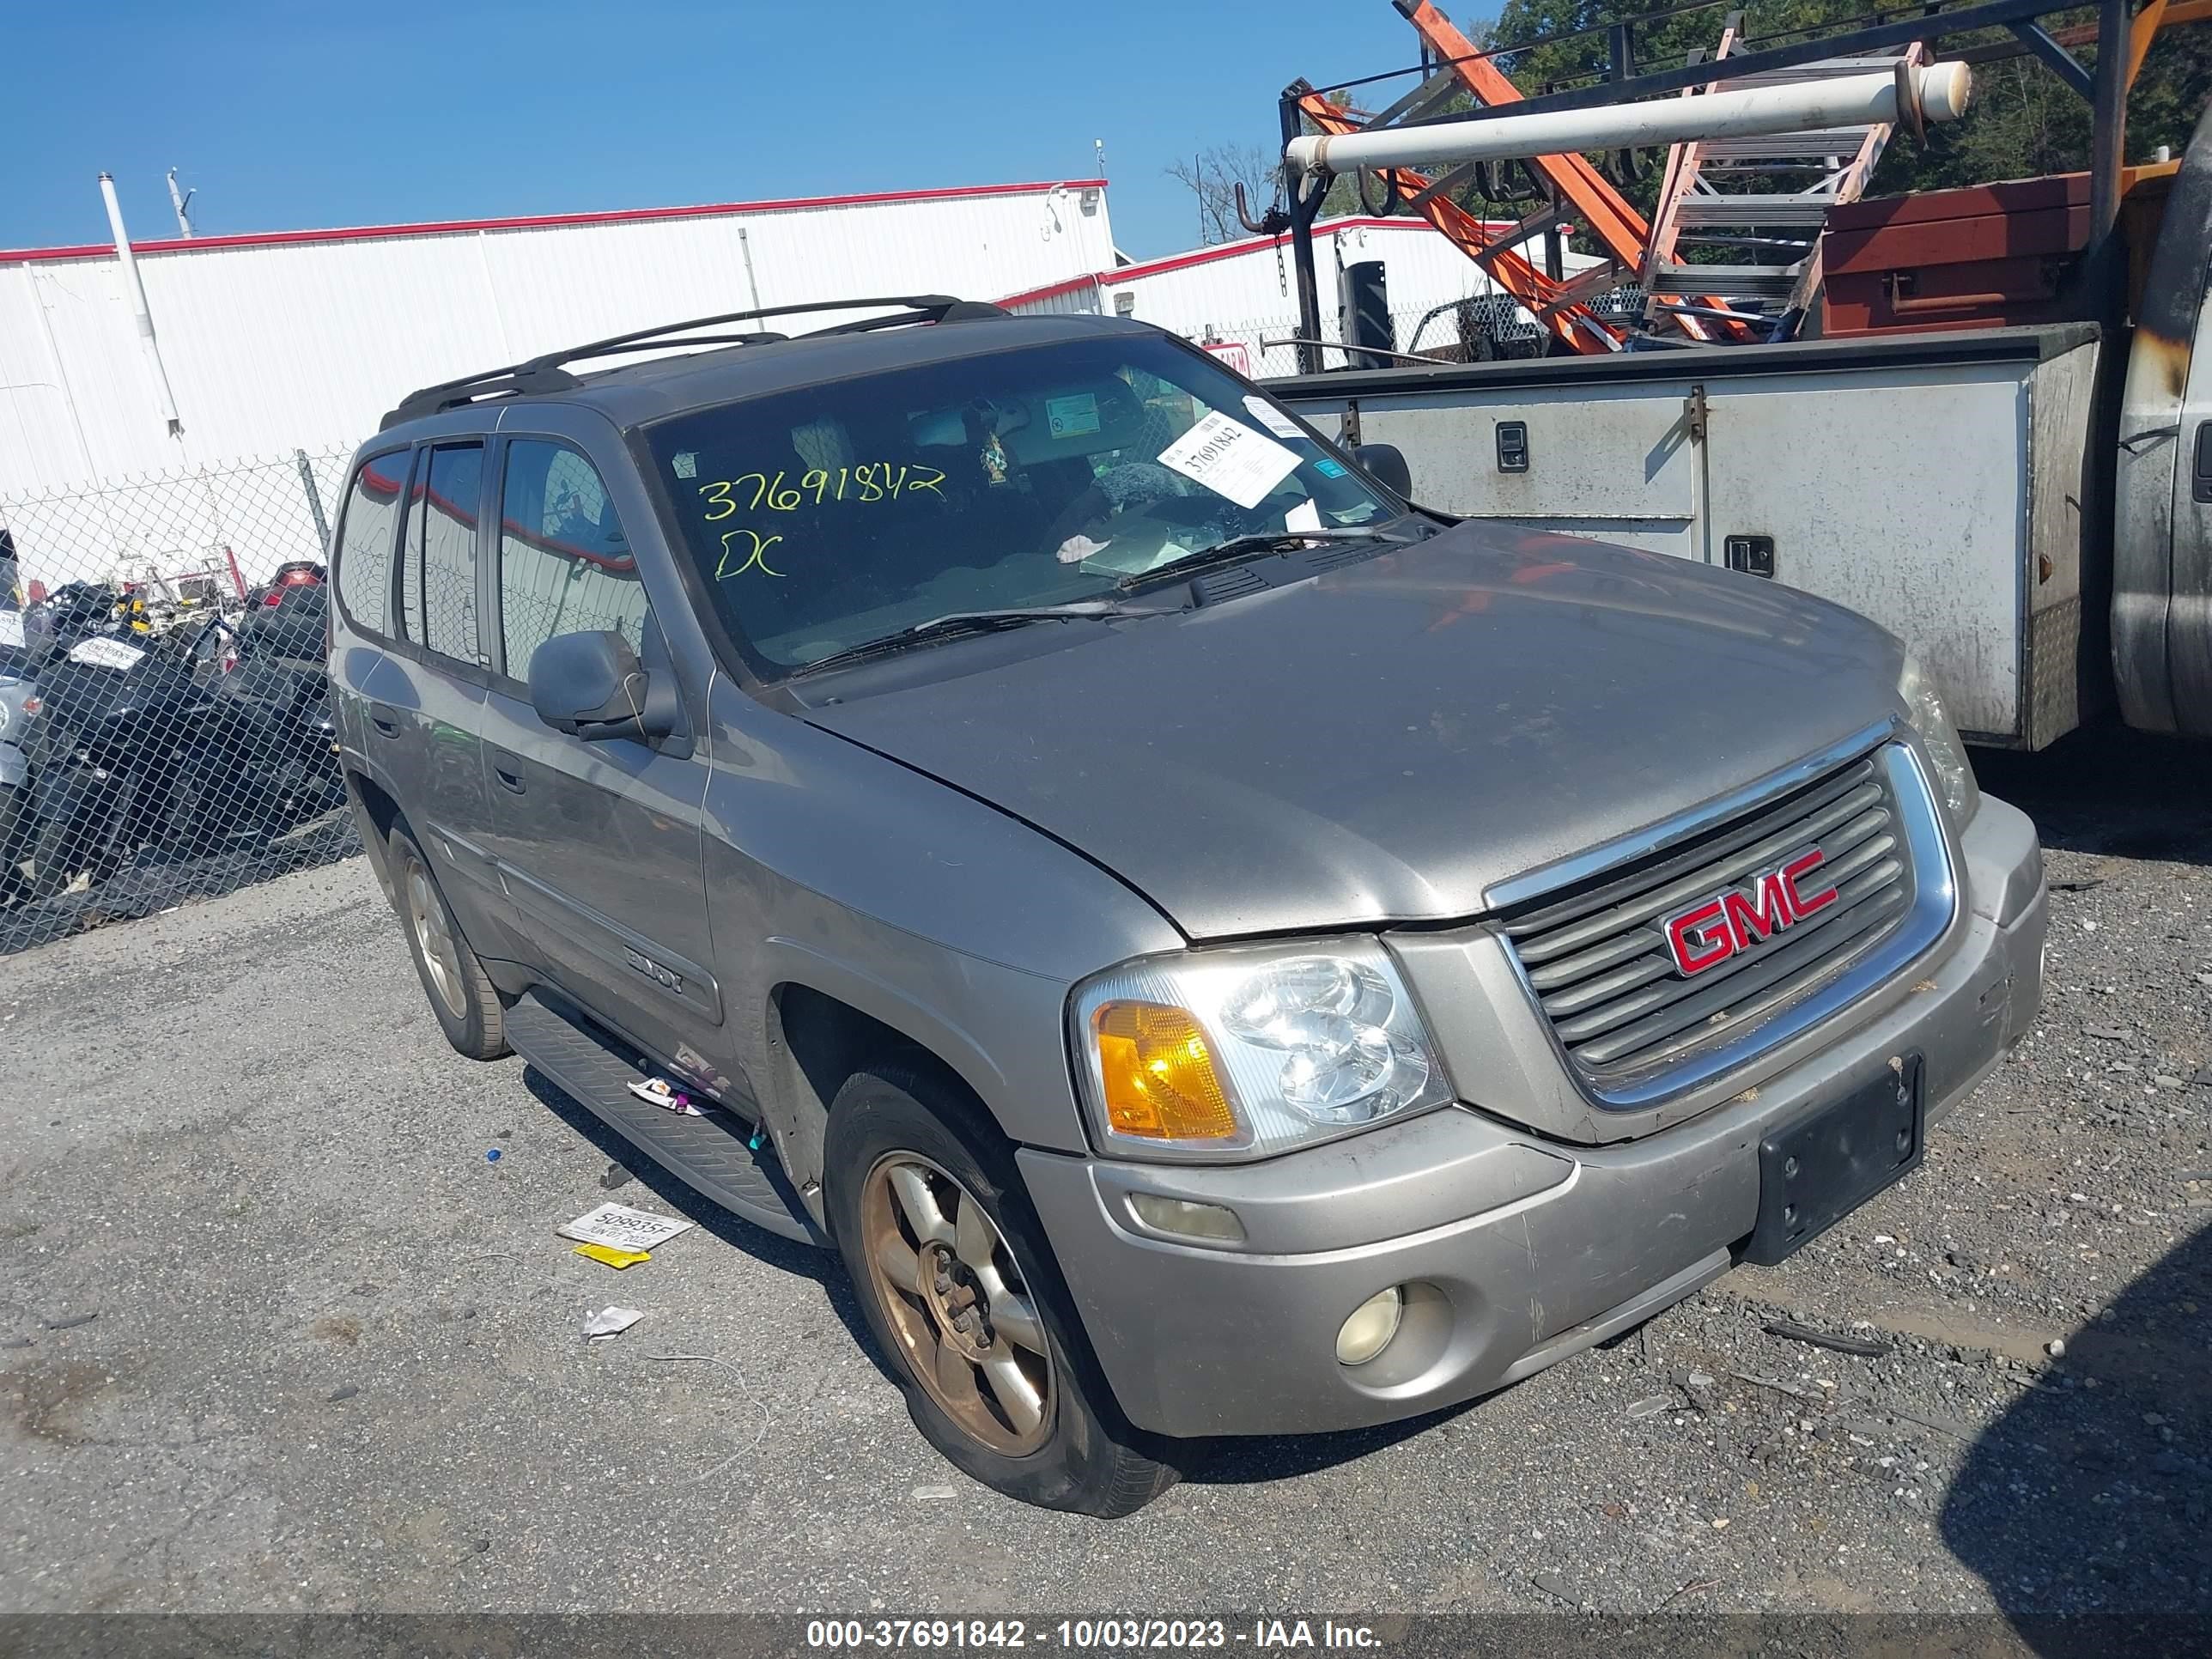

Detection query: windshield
xmin=643 ymin=333 xmax=1393 ymax=678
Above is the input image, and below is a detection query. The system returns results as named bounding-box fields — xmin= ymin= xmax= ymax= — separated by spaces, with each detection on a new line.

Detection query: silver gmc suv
xmin=329 ymin=298 xmax=2046 ymax=1515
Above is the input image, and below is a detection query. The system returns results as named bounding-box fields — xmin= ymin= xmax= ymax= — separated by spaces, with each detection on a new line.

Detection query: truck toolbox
xmin=1822 ymin=165 xmax=2179 ymax=337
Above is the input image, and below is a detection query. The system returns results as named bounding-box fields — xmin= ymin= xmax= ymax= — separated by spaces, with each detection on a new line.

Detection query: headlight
xmin=1070 ymin=939 xmax=1451 ymax=1162
xmin=1896 ymin=653 xmax=1980 ymax=825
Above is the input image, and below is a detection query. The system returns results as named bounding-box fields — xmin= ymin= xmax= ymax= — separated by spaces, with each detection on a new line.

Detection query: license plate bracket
xmin=1743 ymin=1055 xmax=1923 ymax=1265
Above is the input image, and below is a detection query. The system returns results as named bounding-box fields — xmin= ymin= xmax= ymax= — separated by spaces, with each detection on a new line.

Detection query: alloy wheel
xmin=860 ymin=1152 xmax=1054 ymax=1455
xmin=404 ymin=856 xmax=466 ymax=1018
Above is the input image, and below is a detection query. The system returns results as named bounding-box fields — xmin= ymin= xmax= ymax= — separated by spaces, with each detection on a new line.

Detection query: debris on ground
xmin=40 ymin=1312 xmax=97 ymax=1330
xmin=573 ymin=1243 xmax=652 ymax=1271
xmin=598 ymin=1162 xmax=635 ymax=1191
xmin=557 ymin=1202 xmax=695 ymax=1253
xmin=643 ymin=1351 xmax=775 ymax=1480
xmin=1763 ymin=1318 xmax=1893 ymax=1358
xmin=326 ymin=1385 xmax=359 ymax=1402
xmin=1530 ymin=1571 xmax=1595 ymax=1607
xmin=582 ymin=1306 xmax=646 ymax=1341
xmin=1625 ymin=1393 xmax=1674 ymax=1419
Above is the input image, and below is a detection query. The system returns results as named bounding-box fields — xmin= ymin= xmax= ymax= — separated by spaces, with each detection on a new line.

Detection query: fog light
xmin=1335 ymin=1286 xmax=1404 ymax=1366
xmin=1128 ymin=1192 xmax=1245 ymax=1243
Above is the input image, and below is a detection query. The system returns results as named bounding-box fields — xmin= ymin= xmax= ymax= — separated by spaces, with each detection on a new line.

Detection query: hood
xmin=804 ymin=524 xmax=1904 ymax=940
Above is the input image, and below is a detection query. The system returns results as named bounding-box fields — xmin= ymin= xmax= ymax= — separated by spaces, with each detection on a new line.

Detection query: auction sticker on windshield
xmin=67 ymin=636 xmax=147 ymax=672
xmin=1157 ymin=410 xmax=1299 ymax=510
xmin=0 ymin=611 xmax=22 ymax=648
xmin=1243 ymin=394 xmax=1305 ymax=441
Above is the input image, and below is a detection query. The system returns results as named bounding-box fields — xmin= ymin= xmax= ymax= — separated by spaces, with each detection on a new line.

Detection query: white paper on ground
xmin=1243 ymin=394 xmax=1305 ymax=441
xmin=558 ymin=1203 xmax=696 ymax=1252
xmin=583 ymin=1305 xmax=646 ymax=1340
xmin=1156 ymin=410 xmax=1300 ymax=510
xmin=1285 ymin=500 xmax=1323 ymax=534
xmin=67 ymin=635 xmax=147 ymax=672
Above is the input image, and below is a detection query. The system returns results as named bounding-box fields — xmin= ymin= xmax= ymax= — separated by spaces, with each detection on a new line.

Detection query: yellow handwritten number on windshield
xmin=700 ymin=465 xmax=945 ymax=518
xmin=717 ymin=528 xmax=784 ymax=579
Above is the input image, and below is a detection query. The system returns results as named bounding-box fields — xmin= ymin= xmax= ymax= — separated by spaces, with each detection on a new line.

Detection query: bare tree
xmin=1164 ymin=143 xmax=1284 ymax=245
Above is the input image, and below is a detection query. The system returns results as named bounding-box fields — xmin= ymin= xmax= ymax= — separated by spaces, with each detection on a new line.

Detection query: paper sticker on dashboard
xmin=1156 ymin=410 xmax=1299 ymax=510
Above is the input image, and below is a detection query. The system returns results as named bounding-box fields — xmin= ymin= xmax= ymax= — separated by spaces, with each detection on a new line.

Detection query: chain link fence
xmin=0 ymin=445 xmax=363 ymax=956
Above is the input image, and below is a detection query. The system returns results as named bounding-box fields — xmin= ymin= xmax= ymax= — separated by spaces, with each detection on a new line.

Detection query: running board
xmin=505 ymin=990 xmax=825 ymax=1246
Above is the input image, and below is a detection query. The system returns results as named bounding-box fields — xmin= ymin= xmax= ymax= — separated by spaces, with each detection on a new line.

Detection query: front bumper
xmin=1021 ymin=795 xmax=2045 ymax=1439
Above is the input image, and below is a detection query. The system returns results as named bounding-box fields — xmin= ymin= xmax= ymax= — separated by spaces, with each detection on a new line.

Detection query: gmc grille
xmin=1498 ymin=745 xmax=1938 ymax=1097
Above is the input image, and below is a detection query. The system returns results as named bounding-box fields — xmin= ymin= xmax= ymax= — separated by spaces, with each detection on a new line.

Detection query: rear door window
xmin=334 ymin=450 xmax=410 ymax=636
xmin=495 ymin=439 xmax=649 ymax=684
xmin=422 ymin=444 xmax=485 ymax=662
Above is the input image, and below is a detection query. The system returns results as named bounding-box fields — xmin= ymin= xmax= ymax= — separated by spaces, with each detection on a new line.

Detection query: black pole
xmin=1282 ymin=88 xmax=1327 ymax=374
xmin=1608 ymin=22 xmax=1638 ymax=182
xmin=2087 ymin=0 xmax=2130 ymax=252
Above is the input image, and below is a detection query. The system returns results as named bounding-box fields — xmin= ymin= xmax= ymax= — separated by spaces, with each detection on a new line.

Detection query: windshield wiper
xmin=791 ymin=600 xmax=1128 ymax=678
xmin=1115 ymin=526 xmax=1414 ymax=592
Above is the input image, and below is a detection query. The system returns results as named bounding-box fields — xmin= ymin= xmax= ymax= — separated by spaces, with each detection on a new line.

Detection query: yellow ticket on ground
xmin=573 ymin=1243 xmax=652 ymax=1270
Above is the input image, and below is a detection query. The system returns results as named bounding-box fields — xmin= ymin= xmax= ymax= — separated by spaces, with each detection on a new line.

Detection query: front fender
xmin=755 ymin=919 xmax=1088 ymax=1176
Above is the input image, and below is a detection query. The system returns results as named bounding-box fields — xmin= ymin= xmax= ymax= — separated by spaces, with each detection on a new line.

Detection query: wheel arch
xmin=343 ymin=769 xmax=402 ymax=902
xmin=758 ymin=939 xmax=1084 ymax=1203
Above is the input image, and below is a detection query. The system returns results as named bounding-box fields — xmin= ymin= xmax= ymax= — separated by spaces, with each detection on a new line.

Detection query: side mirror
xmin=527 ymin=629 xmax=668 ymax=743
xmin=1352 ymin=442 xmax=1413 ymax=502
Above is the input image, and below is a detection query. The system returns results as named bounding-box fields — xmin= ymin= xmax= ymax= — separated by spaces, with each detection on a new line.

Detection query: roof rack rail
xmin=379 ymin=294 xmax=1006 ymax=428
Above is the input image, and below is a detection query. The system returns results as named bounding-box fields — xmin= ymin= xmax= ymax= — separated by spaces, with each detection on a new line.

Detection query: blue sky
xmin=5 ymin=1 xmax=1431 ymax=260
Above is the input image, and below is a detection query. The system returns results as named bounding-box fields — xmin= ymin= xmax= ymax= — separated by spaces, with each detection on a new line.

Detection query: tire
xmin=0 ymin=783 xmax=27 ymax=902
xmin=824 ymin=1064 xmax=1177 ymax=1516
xmin=386 ymin=825 xmax=507 ymax=1060
xmin=23 ymin=806 xmax=88 ymax=902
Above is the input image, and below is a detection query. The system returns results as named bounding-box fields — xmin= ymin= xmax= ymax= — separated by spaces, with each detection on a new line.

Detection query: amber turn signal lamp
xmin=1091 ymin=1000 xmax=1239 ymax=1141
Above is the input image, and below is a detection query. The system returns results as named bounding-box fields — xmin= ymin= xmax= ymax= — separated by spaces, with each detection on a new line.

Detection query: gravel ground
xmin=0 ymin=729 xmax=2207 ymax=1619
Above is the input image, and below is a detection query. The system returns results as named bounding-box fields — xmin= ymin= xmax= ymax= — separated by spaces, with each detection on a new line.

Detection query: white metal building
xmin=0 ymin=178 xmax=1115 ymax=495
xmin=995 ymin=215 xmax=1600 ymax=377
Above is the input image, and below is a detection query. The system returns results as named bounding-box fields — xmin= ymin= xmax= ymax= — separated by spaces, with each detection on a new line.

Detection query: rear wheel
xmin=0 ymin=784 xmax=27 ymax=900
xmin=825 ymin=1065 xmax=1176 ymax=1516
xmin=387 ymin=825 xmax=507 ymax=1060
xmin=22 ymin=807 xmax=88 ymax=902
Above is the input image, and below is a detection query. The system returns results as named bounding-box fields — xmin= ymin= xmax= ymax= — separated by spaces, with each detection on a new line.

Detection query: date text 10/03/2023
xmin=701 ymin=461 xmax=950 ymax=580
xmin=804 ymin=1620 xmax=1382 ymax=1650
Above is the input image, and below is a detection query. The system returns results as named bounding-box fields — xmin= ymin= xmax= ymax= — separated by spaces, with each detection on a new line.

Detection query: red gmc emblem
xmin=1662 ymin=849 xmax=1841 ymax=976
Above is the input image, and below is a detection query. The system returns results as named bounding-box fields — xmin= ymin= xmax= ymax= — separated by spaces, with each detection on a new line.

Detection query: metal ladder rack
xmin=1643 ymin=15 xmax=1925 ymax=333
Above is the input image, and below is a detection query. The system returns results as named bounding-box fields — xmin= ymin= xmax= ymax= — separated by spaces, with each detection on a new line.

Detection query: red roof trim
xmin=994 ymin=214 xmax=1521 ymax=308
xmin=0 ymin=179 xmax=1110 ymax=265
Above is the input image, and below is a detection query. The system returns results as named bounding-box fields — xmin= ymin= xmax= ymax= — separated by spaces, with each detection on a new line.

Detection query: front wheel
xmin=825 ymin=1065 xmax=1177 ymax=1516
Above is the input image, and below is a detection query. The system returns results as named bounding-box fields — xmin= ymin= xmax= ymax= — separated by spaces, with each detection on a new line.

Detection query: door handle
xmin=368 ymin=702 xmax=401 ymax=738
xmin=494 ymin=765 xmax=527 ymax=795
